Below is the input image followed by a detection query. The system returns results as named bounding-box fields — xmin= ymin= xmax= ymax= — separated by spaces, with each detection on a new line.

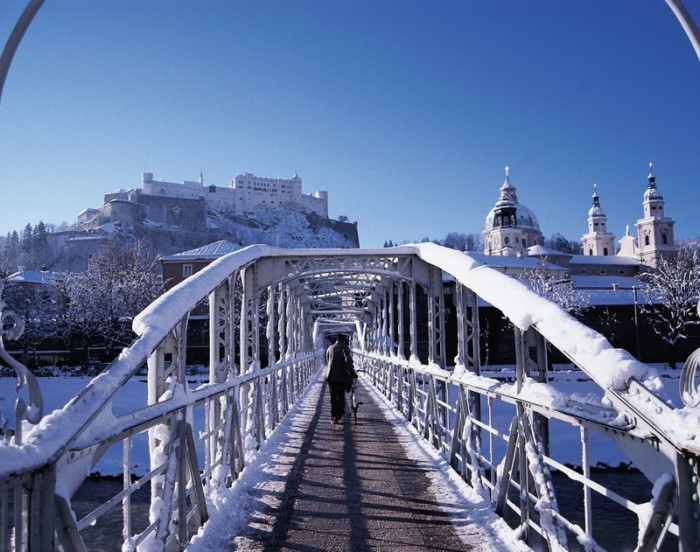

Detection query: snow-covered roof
xmin=579 ymin=289 xmax=649 ymax=306
xmin=6 ymin=269 xmax=62 ymax=285
xmin=527 ymin=244 xmax=572 ymax=259
xmin=465 ymin=251 xmax=564 ymax=272
xmin=569 ymin=254 xmax=641 ymax=266
xmin=161 ymin=240 xmax=242 ymax=262
xmin=571 ymin=274 xmax=642 ymax=290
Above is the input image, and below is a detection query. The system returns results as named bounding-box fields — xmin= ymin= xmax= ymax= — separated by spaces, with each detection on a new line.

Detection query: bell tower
xmin=635 ymin=163 xmax=677 ymax=266
xmin=581 ymin=184 xmax=615 ymax=256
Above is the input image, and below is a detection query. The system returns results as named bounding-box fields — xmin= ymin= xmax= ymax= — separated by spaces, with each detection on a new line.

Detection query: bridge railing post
xmin=145 ymin=314 xmax=209 ymax=548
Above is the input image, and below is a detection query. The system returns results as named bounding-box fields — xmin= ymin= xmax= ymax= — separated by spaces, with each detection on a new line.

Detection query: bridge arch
xmin=1 ymin=243 xmax=699 ymax=551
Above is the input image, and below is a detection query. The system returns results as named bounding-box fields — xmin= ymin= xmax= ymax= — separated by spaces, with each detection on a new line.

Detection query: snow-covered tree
xmin=518 ymin=266 xmax=588 ymax=315
xmin=442 ymin=232 xmax=482 ymax=252
xmin=639 ymin=243 xmax=700 ymax=368
xmin=2 ymin=279 xmax=64 ymax=367
xmin=545 ymin=233 xmax=582 ymax=255
xmin=61 ymin=241 xmax=166 ymax=368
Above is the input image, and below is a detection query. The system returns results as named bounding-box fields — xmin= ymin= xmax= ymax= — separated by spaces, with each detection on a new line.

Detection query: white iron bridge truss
xmin=0 ymin=243 xmax=699 ymax=551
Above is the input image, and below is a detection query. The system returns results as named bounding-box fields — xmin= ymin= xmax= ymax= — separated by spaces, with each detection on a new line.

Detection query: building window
xmin=645 ymin=235 xmax=650 ymax=246
xmin=183 ymin=264 xmax=193 ymax=278
xmin=604 ymin=247 xmax=609 ymax=255
xmin=662 ymin=234 xmax=668 ymax=245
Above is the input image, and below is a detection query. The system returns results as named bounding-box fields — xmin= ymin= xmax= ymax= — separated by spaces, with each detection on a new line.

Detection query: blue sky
xmin=1 ymin=0 xmax=700 ymax=249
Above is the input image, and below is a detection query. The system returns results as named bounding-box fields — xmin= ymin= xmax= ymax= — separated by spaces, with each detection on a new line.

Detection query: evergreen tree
xmin=0 ymin=231 xmax=20 ymax=275
xmin=32 ymin=221 xmax=51 ymax=268
xmin=19 ymin=223 xmax=33 ymax=267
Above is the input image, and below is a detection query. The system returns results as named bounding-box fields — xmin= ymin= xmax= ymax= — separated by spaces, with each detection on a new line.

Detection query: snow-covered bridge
xmin=1 ymin=243 xmax=700 ymax=551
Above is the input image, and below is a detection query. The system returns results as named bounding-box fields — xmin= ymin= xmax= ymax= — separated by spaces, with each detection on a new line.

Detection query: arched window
xmin=662 ymin=234 xmax=668 ymax=245
xmin=645 ymin=235 xmax=650 ymax=246
xmin=588 ymin=248 xmax=593 ymax=255
xmin=604 ymin=247 xmax=609 ymax=255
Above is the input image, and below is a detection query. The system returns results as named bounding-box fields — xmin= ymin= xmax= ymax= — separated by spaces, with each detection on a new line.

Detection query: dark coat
xmin=325 ymin=341 xmax=357 ymax=386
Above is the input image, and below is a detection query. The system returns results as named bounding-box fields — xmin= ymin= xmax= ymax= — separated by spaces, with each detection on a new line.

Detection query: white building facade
xmin=140 ymin=171 xmax=328 ymax=218
xmin=481 ymin=163 xmax=678 ymax=269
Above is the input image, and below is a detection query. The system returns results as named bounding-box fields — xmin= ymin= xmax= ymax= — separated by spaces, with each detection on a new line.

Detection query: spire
xmin=199 ymin=171 xmax=204 ymax=185
xmin=499 ymin=165 xmax=517 ymax=202
xmin=588 ymin=183 xmax=605 ymax=218
xmin=643 ymin=161 xmax=663 ymax=203
xmin=503 ymin=165 xmax=511 ymax=187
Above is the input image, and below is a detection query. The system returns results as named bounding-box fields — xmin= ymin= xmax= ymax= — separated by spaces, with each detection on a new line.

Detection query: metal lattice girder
xmin=7 ymin=243 xmax=700 ymax=551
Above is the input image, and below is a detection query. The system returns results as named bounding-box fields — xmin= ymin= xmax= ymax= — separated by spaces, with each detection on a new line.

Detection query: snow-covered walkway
xmin=188 ymin=373 xmax=530 ymax=551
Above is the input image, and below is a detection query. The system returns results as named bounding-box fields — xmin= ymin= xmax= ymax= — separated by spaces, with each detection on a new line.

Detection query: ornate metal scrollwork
xmin=0 ymin=280 xmax=44 ymax=444
xmin=680 ymin=301 xmax=700 ymax=408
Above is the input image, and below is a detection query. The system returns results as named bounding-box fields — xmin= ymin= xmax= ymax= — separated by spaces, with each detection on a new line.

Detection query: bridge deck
xmin=190 ymin=375 xmax=528 ymax=551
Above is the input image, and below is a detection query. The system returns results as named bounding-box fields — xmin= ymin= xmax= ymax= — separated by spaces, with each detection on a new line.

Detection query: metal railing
xmin=356 ymin=341 xmax=694 ymax=551
xmin=0 ymin=245 xmax=319 ymax=550
xmin=2 ymin=243 xmax=699 ymax=551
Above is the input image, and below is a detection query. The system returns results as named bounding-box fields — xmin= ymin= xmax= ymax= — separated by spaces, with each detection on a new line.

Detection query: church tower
xmin=483 ymin=167 xmax=543 ymax=256
xmin=635 ymin=163 xmax=676 ymax=266
xmin=581 ymin=184 xmax=615 ymax=256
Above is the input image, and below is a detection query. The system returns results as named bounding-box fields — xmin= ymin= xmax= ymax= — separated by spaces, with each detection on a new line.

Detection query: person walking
xmin=325 ymin=334 xmax=357 ymax=424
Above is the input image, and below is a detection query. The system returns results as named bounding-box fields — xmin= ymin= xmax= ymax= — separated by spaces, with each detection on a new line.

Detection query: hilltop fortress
xmin=36 ymin=170 xmax=359 ymax=271
xmin=78 ymin=171 xmax=331 ymax=232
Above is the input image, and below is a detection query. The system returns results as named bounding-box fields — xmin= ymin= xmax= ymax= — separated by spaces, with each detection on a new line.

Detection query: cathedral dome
xmin=483 ymin=203 xmax=540 ymax=231
xmin=483 ymin=168 xmax=540 ymax=232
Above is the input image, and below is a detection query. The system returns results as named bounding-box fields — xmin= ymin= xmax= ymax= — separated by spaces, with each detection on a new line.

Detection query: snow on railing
xmin=357 ymin=352 xmax=682 ymax=551
xmin=0 ymin=245 xmax=319 ymax=550
xmin=1 ymin=242 xmax=698 ymax=550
